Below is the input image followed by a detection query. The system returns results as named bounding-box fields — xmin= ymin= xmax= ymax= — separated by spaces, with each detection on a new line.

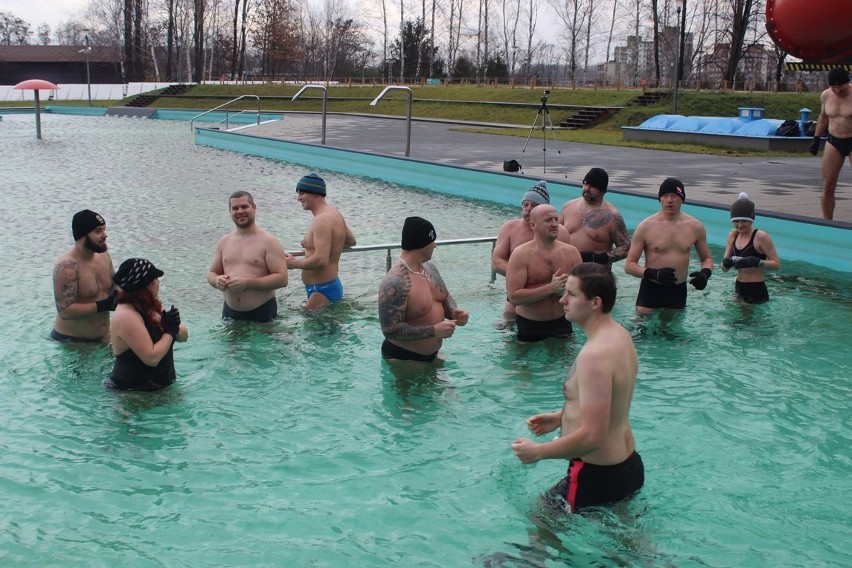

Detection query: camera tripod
xmin=509 ymin=91 xmax=566 ymax=175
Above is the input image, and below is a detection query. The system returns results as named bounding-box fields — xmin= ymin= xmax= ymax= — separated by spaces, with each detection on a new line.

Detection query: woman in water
xmin=106 ymin=258 xmax=188 ymax=390
xmin=720 ymin=193 xmax=781 ymax=304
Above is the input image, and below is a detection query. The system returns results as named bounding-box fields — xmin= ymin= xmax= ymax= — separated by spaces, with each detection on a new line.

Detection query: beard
xmin=84 ymin=236 xmax=107 ymax=253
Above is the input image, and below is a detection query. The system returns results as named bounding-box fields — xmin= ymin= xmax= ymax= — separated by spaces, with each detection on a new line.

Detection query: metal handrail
xmin=190 ymin=95 xmax=261 ymax=131
xmin=369 ymin=86 xmax=413 ymax=156
xmin=289 ymin=236 xmax=499 ymax=281
xmin=291 ymin=85 xmax=327 ymax=145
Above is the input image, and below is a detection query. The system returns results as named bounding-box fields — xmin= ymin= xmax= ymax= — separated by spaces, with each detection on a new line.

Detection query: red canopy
xmin=14 ymin=79 xmax=59 ymax=90
xmin=766 ymin=0 xmax=852 ymax=63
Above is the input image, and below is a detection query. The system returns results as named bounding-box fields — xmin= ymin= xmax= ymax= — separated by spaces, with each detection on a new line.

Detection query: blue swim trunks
xmin=305 ymin=278 xmax=343 ymax=303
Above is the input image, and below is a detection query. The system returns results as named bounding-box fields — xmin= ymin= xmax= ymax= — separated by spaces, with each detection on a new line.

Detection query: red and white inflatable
xmin=766 ymin=0 xmax=852 ymax=63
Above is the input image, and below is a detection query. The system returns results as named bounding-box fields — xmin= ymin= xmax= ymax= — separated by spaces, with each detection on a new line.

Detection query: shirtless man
xmin=625 ymin=178 xmax=714 ymax=314
xmin=285 ymin=172 xmax=357 ymax=309
xmin=810 ymin=67 xmax=852 ymax=220
xmin=512 ymin=262 xmax=644 ymax=512
xmin=491 ymin=180 xmax=571 ymax=319
xmin=378 ymin=217 xmax=469 ymax=363
xmin=207 ymin=191 xmax=288 ymax=323
xmin=51 ymin=209 xmax=116 ymax=342
xmin=506 ymin=204 xmax=582 ymax=342
xmin=558 ymin=167 xmax=631 ymax=266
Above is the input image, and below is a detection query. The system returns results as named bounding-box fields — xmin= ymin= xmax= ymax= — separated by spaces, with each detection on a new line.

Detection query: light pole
xmin=80 ymin=30 xmax=92 ymax=106
xmin=672 ymin=0 xmax=684 ymax=114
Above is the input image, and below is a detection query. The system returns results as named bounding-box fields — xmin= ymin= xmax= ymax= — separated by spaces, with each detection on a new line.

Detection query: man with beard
xmin=491 ymin=180 xmax=572 ymax=321
xmin=558 ymin=167 xmax=631 ymax=267
xmin=51 ymin=209 xmax=117 ymax=342
xmin=506 ymin=204 xmax=582 ymax=342
xmin=285 ymin=173 xmax=357 ymax=309
xmin=207 ymin=191 xmax=289 ymax=322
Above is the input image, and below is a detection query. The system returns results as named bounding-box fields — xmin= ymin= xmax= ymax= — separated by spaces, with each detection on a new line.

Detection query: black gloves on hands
xmin=644 ymin=267 xmax=677 ymax=286
xmin=733 ymin=256 xmax=762 ymax=269
xmin=581 ymin=251 xmax=610 ymax=264
xmin=161 ymin=305 xmax=181 ymax=338
xmin=809 ymin=136 xmax=820 ymax=156
xmin=722 ymin=257 xmax=736 ymax=269
xmin=95 ymin=291 xmax=117 ymax=313
xmin=689 ymin=268 xmax=712 ymax=290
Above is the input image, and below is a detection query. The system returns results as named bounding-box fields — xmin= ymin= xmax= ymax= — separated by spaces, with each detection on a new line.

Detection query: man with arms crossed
xmin=506 ymin=204 xmax=582 ymax=342
xmin=52 ymin=209 xmax=116 ymax=342
xmin=625 ymin=178 xmax=714 ymax=314
xmin=810 ymin=67 xmax=852 ymax=220
xmin=512 ymin=263 xmax=644 ymax=512
xmin=207 ymin=191 xmax=288 ymax=322
xmin=378 ymin=217 xmax=469 ymax=363
xmin=286 ymin=172 xmax=357 ymax=309
xmin=559 ymin=167 xmax=631 ymax=266
xmin=492 ymin=180 xmax=571 ymax=320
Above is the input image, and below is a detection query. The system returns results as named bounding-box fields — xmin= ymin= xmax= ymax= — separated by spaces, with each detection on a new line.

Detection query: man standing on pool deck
xmin=378 ymin=217 xmax=469 ymax=363
xmin=286 ymin=172 xmax=357 ymax=309
xmin=625 ymin=178 xmax=714 ymax=314
xmin=512 ymin=263 xmax=644 ymax=512
xmin=810 ymin=67 xmax=852 ymax=220
xmin=207 ymin=191 xmax=289 ymax=322
xmin=506 ymin=204 xmax=582 ymax=341
xmin=51 ymin=209 xmax=117 ymax=342
xmin=558 ymin=167 xmax=631 ymax=267
xmin=491 ymin=180 xmax=571 ymax=320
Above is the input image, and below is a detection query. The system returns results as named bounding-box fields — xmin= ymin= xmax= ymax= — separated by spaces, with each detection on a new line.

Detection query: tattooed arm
xmin=53 ymin=260 xmax=98 ymax=319
xmin=608 ymin=212 xmax=631 ymax=263
xmin=378 ymin=270 xmax=436 ymax=341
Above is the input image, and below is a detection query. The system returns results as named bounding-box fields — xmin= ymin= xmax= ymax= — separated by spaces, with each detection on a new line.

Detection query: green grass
xmin=2 ymin=84 xmax=821 ymax=157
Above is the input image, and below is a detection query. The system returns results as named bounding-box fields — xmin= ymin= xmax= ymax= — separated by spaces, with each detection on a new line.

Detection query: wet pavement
xmin=250 ymin=113 xmax=851 ymax=226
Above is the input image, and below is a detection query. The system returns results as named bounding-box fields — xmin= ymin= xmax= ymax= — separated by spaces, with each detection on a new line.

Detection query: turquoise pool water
xmin=2 ymin=114 xmax=851 ymax=566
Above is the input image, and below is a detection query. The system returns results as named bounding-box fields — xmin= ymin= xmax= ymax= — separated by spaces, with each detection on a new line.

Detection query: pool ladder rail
xmin=190 ymin=95 xmax=263 ymax=131
xmin=289 ymin=236 xmax=499 ymax=282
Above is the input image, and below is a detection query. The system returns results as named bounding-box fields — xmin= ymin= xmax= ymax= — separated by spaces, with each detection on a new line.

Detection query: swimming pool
xmin=2 ymin=113 xmax=850 ymax=566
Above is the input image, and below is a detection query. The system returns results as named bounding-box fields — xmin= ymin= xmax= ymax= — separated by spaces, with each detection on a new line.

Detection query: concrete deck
xmin=249 ymin=113 xmax=851 ymax=226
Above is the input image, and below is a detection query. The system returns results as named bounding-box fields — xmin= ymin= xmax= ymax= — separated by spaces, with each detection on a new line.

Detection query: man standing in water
xmin=811 ymin=67 xmax=852 ymax=220
xmin=286 ymin=172 xmax=357 ymax=309
xmin=207 ymin=191 xmax=289 ymax=322
xmin=512 ymin=263 xmax=644 ymax=512
xmin=558 ymin=167 xmax=631 ymax=267
xmin=491 ymin=180 xmax=571 ymax=320
xmin=625 ymin=178 xmax=714 ymax=314
xmin=51 ymin=209 xmax=117 ymax=342
xmin=378 ymin=216 xmax=468 ymax=363
xmin=506 ymin=204 xmax=582 ymax=341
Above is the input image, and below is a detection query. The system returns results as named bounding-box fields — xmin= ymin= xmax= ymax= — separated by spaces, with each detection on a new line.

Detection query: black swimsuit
xmin=107 ymin=319 xmax=176 ymax=391
xmin=732 ymin=230 xmax=769 ymax=304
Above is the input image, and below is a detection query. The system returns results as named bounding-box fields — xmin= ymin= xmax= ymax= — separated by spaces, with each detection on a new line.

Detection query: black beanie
xmin=583 ymin=167 xmax=609 ymax=192
xmin=828 ymin=67 xmax=850 ymax=87
xmin=658 ymin=177 xmax=686 ymax=201
xmin=730 ymin=192 xmax=755 ymax=222
xmin=113 ymin=258 xmax=164 ymax=292
xmin=401 ymin=217 xmax=436 ymax=251
xmin=72 ymin=209 xmax=106 ymax=241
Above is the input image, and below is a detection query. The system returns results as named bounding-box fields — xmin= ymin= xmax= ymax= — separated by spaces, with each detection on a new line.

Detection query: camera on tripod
xmin=540 ymin=89 xmax=550 ymax=103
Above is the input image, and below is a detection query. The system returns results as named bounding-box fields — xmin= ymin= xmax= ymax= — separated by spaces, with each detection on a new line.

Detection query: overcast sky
xmin=4 ymin=0 xmax=85 ymax=32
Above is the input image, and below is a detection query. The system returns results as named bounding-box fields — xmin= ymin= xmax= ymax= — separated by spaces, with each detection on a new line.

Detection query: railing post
xmin=386 ymin=249 xmax=392 ymax=272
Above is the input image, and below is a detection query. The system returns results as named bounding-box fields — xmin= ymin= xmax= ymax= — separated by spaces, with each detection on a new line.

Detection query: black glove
xmin=95 ymin=291 xmax=117 ymax=312
xmin=809 ymin=136 xmax=820 ymax=156
xmin=734 ymin=256 xmax=762 ymax=269
xmin=581 ymin=251 xmax=610 ymax=264
xmin=644 ymin=267 xmax=677 ymax=286
xmin=161 ymin=305 xmax=181 ymax=338
xmin=689 ymin=268 xmax=712 ymax=290
xmin=722 ymin=257 xmax=736 ymax=269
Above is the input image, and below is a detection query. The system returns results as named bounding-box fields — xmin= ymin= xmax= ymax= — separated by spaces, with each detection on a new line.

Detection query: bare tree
xmin=548 ymin=0 xmax=589 ymax=85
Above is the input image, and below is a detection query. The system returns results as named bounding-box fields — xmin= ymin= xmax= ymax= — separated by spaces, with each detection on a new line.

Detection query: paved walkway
xmin=250 ymin=113 xmax=852 ymax=226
